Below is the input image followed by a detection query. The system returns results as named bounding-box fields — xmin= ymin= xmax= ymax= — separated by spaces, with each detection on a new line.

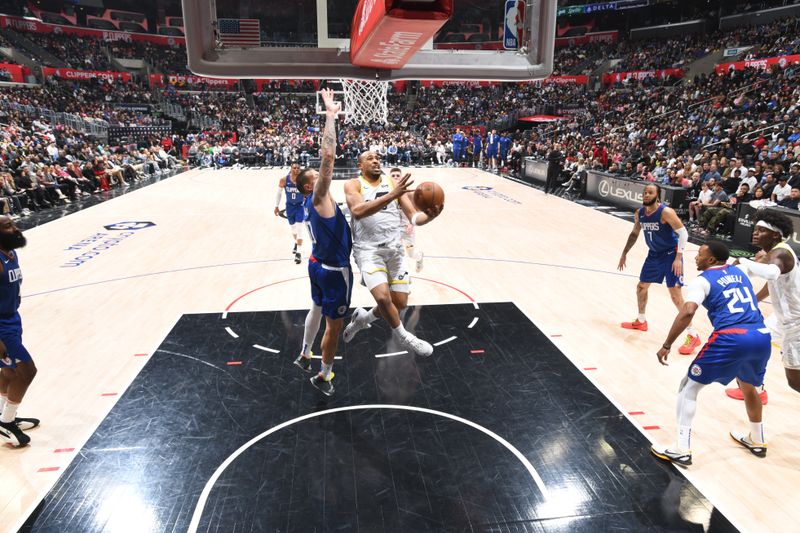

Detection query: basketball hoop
xmin=339 ymin=78 xmax=389 ymax=126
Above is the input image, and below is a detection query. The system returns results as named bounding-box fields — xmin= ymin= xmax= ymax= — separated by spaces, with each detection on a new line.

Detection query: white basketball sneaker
xmin=343 ymin=307 xmax=371 ymax=343
xmin=398 ymin=332 xmax=433 ymax=357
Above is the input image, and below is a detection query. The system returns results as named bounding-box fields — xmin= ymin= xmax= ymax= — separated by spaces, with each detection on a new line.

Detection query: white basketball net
xmin=339 ymin=78 xmax=389 ymax=125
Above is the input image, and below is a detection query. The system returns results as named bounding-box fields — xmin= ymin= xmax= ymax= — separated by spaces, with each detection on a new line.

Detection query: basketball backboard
xmin=181 ymin=0 xmax=556 ymax=81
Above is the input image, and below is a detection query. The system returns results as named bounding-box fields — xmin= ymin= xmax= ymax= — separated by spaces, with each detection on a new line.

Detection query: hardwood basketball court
xmin=2 ymin=167 xmax=798 ymax=532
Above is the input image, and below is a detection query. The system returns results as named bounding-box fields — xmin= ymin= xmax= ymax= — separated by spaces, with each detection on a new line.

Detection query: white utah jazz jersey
xmin=768 ymin=242 xmax=800 ymax=328
xmin=351 ymin=174 xmax=402 ymax=251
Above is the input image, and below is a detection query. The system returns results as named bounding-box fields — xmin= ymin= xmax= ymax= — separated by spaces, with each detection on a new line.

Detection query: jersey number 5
xmin=723 ymin=287 xmax=757 ymax=314
xmin=375 ymin=191 xmax=390 ymax=210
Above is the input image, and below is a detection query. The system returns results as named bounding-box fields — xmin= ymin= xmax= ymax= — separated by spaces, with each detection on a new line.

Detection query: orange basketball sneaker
xmin=621 ymin=319 xmax=648 ymax=331
xmin=725 ymin=386 xmax=769 ymax=405
xmin=678 ymin=334 xmax=702 ymax=355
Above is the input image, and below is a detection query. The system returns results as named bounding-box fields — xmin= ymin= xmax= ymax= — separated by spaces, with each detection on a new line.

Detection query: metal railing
xmin=0 ymin=98 xmax=108 ymax=139
xmin=189 ymin=110 xmax=219 ymax=130
xmin=161 ymin=100 xmax=186 ymax=121
xmin=701 ymin=122 xmax=785 ymax=151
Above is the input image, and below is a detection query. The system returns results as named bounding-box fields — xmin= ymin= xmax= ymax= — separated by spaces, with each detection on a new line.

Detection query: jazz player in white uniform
xmin=388 ymin=167 xmax=424 ymax=273
xmin=342 ymin=152 xmax=441 ymax=355
xmin=734 ymin=210 xmax=800 ymax=394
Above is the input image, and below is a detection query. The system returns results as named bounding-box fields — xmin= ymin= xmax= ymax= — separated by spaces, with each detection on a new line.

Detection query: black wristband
xmin=662 ymin=344 xmax=671 ymax=350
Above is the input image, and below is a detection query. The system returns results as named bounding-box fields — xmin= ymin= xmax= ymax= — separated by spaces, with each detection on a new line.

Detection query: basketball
xmin=414 ymin=182 xmax=444 ymax=211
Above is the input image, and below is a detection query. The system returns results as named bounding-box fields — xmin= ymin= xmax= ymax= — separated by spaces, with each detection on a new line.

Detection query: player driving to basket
xmin=342 ymin=153 xmax=441 ymax=355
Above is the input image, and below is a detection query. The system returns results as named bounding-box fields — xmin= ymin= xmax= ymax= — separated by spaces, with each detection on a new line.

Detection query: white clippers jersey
xmin=351 ymin=175 xmax=402 ymax=251
xmin=768 ymin=242 xmax=800 ymax=328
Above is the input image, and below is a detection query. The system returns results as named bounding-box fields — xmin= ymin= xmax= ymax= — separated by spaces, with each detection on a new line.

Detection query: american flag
xmin=217 ymin=18 xmax=261 ymax=47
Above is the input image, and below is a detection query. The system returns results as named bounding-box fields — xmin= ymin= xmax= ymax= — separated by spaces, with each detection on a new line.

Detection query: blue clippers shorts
xmin=309 ymin=257 xmax=353 ymax=319
xmin=285 ymin=203 xmax=305 ymax=225
xmin=0 ymin=314 xmax=32 ymax=369
xmin=640 ymin=252 xmax=683 ymax=287
xmin=688 ymin=327 xmax=772 ymax=386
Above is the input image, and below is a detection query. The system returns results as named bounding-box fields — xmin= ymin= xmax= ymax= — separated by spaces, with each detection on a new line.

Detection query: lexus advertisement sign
xmin=590 ymin=174 xmax=644 ymax=208
xmin=522 ymin=158 xmax=689 ymax=214
xmin=585 ymin=171 xmax=689 ymax=215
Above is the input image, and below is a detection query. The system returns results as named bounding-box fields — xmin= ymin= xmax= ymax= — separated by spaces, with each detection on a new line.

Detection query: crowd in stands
xmin=610 ymin=35 xmax=712 ymax=72
xmin=142 ymin=44 xmax=190 ymax=75
xmin=0 ymin=6 xmax=797 ymax=230
xmin=0 ymin=106 xmax=182 ymax=219
xmin=740 ymin=16 xmax=800 ymax=59
xmin=3 ymin=79 xmax=166 ymax=125
xmin=552 ymin=42 xmax=607 ymax=75
xmin=532 ymin=64 xmax=800 ymax=238
xmin=25 ymin=33 xmax=113 ymax=71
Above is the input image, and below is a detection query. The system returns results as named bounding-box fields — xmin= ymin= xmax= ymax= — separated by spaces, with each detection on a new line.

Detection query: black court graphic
xmin=103 ymin=221 xmax=156 ymax=231
xmin=21 ymin=304 xmax=736 ymax=532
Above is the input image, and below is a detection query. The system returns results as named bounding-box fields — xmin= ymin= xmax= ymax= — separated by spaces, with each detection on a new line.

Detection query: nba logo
xmin=503 ymin=0 xmax=525 ymax=51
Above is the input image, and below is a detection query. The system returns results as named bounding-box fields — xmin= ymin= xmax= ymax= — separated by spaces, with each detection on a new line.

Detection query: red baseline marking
xmin=54 ymin=448 xmax=75 ymax=453
xmin=101 ymin=393 xmax=118 ymax=397
xmin=550 ymin=334 xmax=563 ymax=337
xmin=412 ymin=275 xmax=476 ymax=303
xmin=628 ymin=411 xmax=645 ymax=416
xmin=583 ymin=367 xmax=597 ymax=371
xmin=643 ymin=425 xmax=661 ymax=430
xmin=470 ymin=349 xmax=484 ymax=354
xmin=226 ymin=361 xmax=243 ymax=366
xmin=224 ymin=276 xmax=307 ymax=312
xmin=37 ymin=467 xmax=60 ymax=473
xmin=225 ymin=275 xmax=476 ymax=313
xmin=134 ymin=353 xmax=148 ymax=357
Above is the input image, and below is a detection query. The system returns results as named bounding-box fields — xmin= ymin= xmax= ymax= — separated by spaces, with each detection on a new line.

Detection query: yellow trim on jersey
xmin=390 ymin=280 xmax=410 ymax=285
xmin=364 ymin=267 xmax=389 ymax=274
xmin=775 ymin=242 xmax=794 ymax=253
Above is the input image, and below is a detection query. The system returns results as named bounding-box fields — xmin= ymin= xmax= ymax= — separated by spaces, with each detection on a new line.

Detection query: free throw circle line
xmin=187 ymin=404 xmax=548 ymax=532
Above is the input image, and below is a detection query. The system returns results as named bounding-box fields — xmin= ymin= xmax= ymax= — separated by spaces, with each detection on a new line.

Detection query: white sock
xmin=301 ymin=305 xmax=322 ymax=356
xmin=1 ymin=400 xmax=18 ymax=424
xmin=365 ymin=307 xmax=380 ymax=324
xmin=677 ymin=425 xmax=692 ymax=451
xmin=638 ymin=314 xmax=646 ymax=322
xmin=0 ymin=393 xmax=6 ymax=413
xmin=676 ymin=376 xmax=703 ymax=451
xmin=320 ymin=362 xmax=333 ymax=380
xmin=686 ymin=326 xmax=697 ymax=336
xmin=392 ymin=323 xmax=408 ymax=338
xmin=750 ymin=422 xmax=765 ymax=444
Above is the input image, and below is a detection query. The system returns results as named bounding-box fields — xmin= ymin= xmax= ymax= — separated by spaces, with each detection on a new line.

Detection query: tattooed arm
xmin=312 ymin=88 xmax=341 ymax=218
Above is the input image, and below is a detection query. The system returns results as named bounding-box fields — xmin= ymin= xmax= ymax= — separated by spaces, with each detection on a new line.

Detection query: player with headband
xmin=727 ymin=210 xmax=800 ymax=404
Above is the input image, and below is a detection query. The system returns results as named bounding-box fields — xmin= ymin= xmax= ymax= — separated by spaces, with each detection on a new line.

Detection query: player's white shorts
xmin=765 ymin=314 xmax=800 ymax=370
xmin=354 ymin=244 xmax=410 ymax=293
xmin=781 ymin=326 xmax=800 ymax=370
